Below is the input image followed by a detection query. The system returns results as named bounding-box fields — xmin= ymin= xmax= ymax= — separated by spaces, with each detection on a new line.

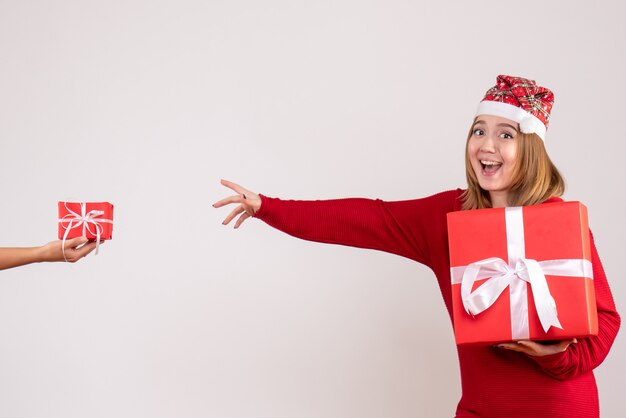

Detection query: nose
xmin=479 ymin=134 xmax=496 ymax=153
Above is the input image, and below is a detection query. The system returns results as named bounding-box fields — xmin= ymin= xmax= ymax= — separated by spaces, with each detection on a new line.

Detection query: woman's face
xmin=467 ymin=114 xmax=519 ymax=207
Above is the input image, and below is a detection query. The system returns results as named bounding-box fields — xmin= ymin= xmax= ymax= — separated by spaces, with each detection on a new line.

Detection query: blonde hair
xmin=461 ymin=123 xmax=565 ymax=210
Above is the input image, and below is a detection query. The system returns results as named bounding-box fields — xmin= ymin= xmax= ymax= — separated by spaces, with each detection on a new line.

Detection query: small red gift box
xmin=447 ymin=202 xmax=597 ymax=345
xmin=58 ymin=202 xmax=114 ymax=241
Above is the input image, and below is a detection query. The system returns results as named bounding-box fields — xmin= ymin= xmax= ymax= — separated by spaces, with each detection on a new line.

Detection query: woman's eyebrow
xmin=497 ymin=123 xmax=517 ymax=130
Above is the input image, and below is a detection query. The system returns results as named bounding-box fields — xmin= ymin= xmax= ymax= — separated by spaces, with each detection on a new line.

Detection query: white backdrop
xmin=1 ymin=1 xmax=624 ymax=417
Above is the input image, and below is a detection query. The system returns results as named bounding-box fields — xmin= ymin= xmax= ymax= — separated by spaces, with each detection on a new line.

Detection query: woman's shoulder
xmin=439 ymin=188 xmax=465 ymax=211
xmin=422 ymin=188 xmax=464 ymax=201
xmin=408 ymin=188 xmax=465 ymax=212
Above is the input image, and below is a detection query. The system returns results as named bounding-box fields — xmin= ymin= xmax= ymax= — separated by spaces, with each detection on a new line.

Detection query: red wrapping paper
xmin=447 ymin=201 xmax=597 ymax=345
xmin=58 ymin=202 xmax=114 ymax=241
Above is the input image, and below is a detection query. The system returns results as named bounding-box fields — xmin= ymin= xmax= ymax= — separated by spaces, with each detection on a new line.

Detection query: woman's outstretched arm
xmin=213 ymin=179 xmax=461 ymax=267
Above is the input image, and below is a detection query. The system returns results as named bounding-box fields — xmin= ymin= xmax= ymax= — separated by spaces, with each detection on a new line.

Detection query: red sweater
xmin=254 ymin=189 xmax=620 ymax=418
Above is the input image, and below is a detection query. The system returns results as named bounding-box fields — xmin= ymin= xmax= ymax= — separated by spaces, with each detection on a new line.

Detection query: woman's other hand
xmin=496 ymin=338 xmax=578 ymax=356
xmin=212 ymin=179 xmax=262 ymax=228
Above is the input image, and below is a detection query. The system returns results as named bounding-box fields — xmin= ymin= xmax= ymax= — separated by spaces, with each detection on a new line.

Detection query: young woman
xmin=213 ymin=75 xmax=620 ymax=417
xmin=0 ymin=237 xmax=98 ymax=270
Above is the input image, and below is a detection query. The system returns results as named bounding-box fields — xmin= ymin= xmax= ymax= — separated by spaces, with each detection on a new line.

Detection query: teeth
xmin=480 ymin=160 xmax=502 ymax=166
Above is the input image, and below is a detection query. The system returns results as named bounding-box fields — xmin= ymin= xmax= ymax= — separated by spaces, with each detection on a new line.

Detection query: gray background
xmin=1 ymin=0 xmax=624 ymax=417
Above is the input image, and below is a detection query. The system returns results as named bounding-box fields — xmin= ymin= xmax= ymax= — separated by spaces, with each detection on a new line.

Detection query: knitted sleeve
xmin=528 ymin=231 xmax=621 ymax=380
xmin=253 ymin=190 xmax=461 ymax=268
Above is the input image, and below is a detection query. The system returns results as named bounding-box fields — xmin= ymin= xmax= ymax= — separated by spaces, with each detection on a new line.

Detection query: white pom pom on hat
xmin=520 ymin=115 xmax=540 ymax=135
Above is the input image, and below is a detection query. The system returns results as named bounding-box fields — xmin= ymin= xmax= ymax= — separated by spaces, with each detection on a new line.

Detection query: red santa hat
xmin=476 ymin=75 xmax=554 ymax=141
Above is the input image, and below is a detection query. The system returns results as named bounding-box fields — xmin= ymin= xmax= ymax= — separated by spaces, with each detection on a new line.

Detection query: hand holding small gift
xmin=40 ymin=237 xmax=102 ymax=263
xmin=1 ymin=201 xmax=113 ymax=270
xmin=0 ymin=237 xmax=99 ymax=270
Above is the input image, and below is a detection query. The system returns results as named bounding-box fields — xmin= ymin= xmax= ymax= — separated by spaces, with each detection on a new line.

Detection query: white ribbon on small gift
xmin=58 ymin=202 xmax=113 ymax=261
xmin=450 ymin=206 xmax=593 ymax=340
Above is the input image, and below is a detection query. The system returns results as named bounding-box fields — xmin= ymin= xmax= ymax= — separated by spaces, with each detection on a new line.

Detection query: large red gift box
xmin=58 ymin=202 xmax=114 ymax=241
xmin=447 ymin=202 xmax=597 ymax=345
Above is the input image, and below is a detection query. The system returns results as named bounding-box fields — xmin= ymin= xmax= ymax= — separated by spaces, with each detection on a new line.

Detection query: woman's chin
xmin=477 ymin=179 xmax=498 ymax=191
xmin=478 ymin=179 xmax=508 ymax=194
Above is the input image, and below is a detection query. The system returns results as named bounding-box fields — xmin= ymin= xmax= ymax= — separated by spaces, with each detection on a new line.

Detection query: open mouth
xmin=480 ymin=160 xmax=502 ymax=175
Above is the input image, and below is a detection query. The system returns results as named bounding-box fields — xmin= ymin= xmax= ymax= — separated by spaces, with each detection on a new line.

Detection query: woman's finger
xmin=74 ymin=241 xmax=99 ymax=259
xmin=234 ymin=212 xmax=251 ymax=229
xmin=213 ymin=195 xmax=244 ymax=208
xmin=495 ymin=342 xmax=525 ymax=352
xmin=220 ymin=179 xmax=247 ymax=195
xmin=496 ymin=341 xmax=542 ymax=356
xmin=223 ymin=205 xmax=245 ymax=225
xmin=65 ymin=236 xmax=89 ymax=249
xmin=515 ymin=340 xmax=543 ymax=352
xmin=62 ymin=241 xmax=97 ymax=262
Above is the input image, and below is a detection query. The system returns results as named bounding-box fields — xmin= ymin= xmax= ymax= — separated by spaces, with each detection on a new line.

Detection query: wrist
xmin=35 ymin=244 xmax=53 ymax=263
xmin=33 ymin=245 xmax=45 ymax=263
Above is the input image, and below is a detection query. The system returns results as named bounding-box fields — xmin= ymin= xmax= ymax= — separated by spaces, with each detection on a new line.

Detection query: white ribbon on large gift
xmin=450 ymin=207 xmax=594 ymax=340
xmin=58 ymin=202 xmax=113 ymax=261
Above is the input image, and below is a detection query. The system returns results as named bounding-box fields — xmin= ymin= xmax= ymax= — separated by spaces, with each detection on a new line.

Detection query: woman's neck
xmin=489 ymin=191 xmax=509 ymax=208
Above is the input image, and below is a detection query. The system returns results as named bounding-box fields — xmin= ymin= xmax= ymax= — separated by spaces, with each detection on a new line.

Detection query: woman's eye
xmin=473 ymin=129 xmax=485 ymax=136
xmin=500 ymin=132 xmax=514 ymax=139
